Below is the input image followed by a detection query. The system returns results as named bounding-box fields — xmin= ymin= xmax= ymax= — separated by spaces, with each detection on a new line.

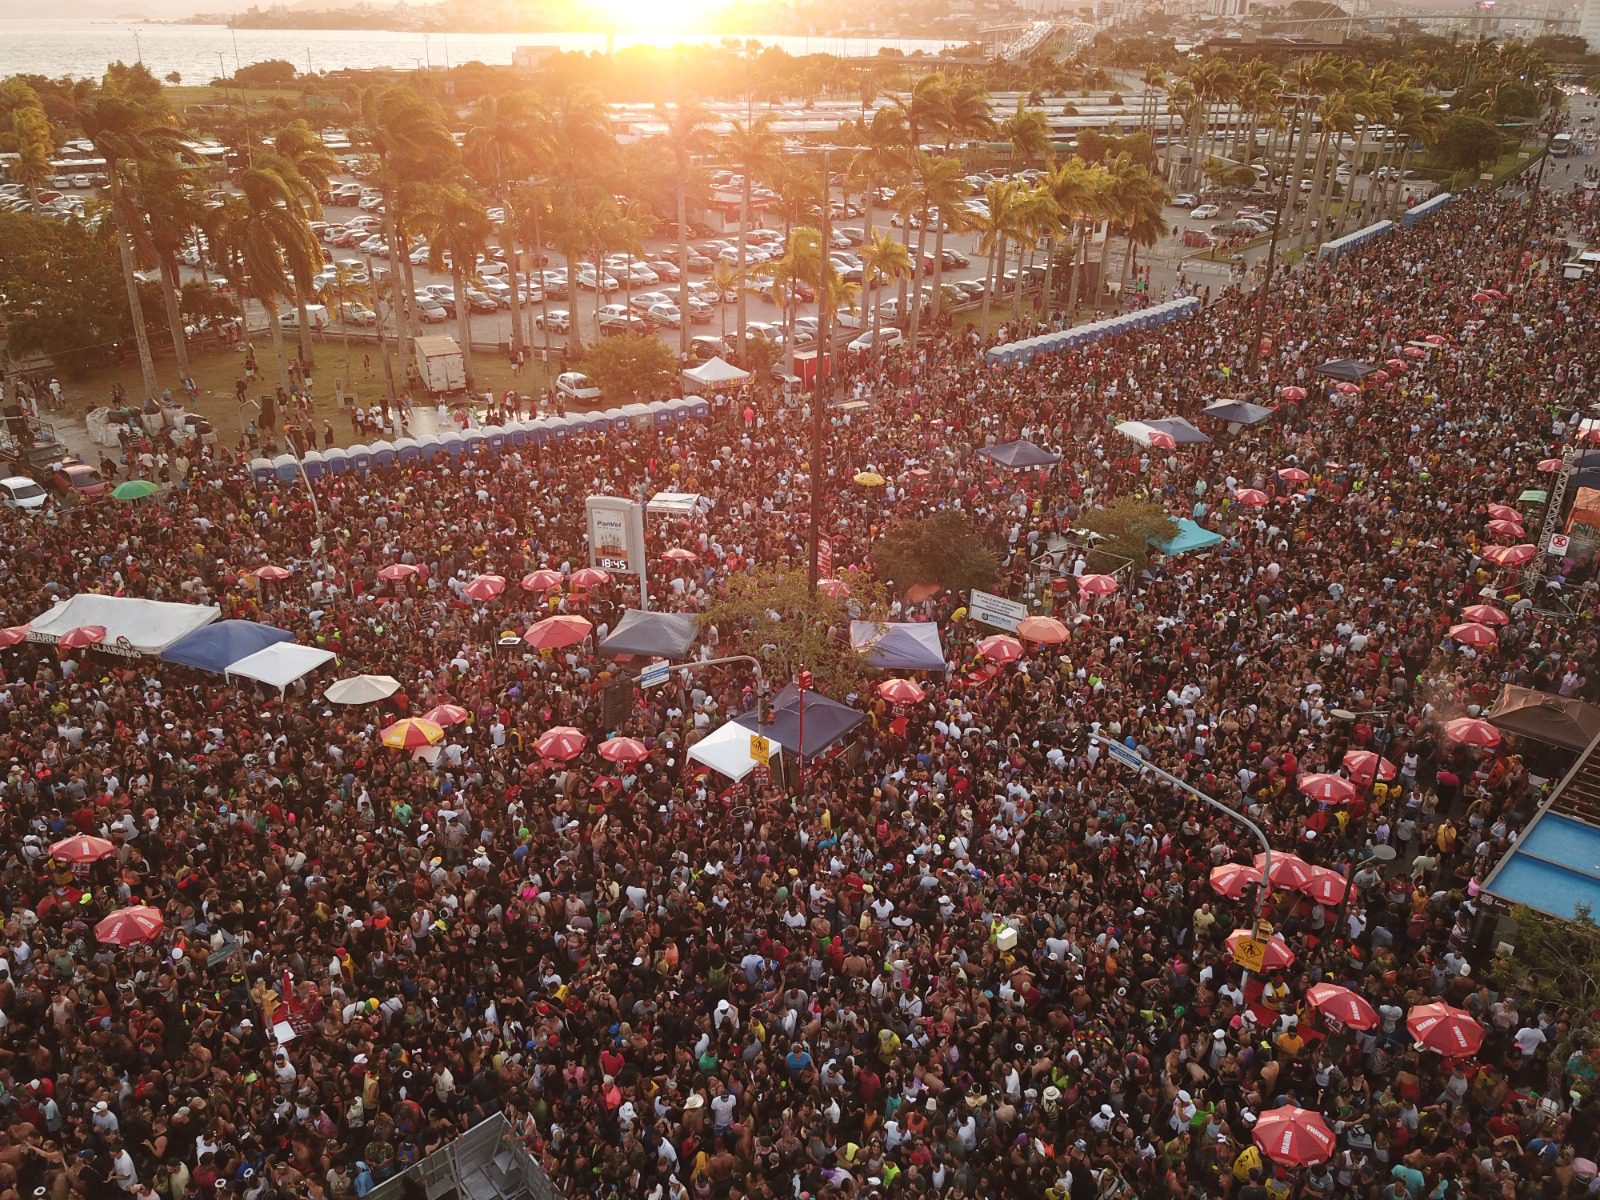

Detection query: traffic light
xmin=601 ymin=678 xmax=632 ymax=730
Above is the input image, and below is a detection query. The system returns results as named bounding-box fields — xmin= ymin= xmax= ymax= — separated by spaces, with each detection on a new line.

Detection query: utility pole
xmin=1245 ymin=102 xmax=1299 ymax=379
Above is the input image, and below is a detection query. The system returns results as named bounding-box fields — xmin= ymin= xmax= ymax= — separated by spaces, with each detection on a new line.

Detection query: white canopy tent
xmin=28 ymin=595 xmax=219 ymax=657
xmin=681 ymin=356 xmax=750 ymax=391
xmin=688 ymin=719 xmax=784 ymax=782
xmin=647 ymin=491 xmax=709 ymax=516
xmin=224 ymin=643 xmax=337 ymax=693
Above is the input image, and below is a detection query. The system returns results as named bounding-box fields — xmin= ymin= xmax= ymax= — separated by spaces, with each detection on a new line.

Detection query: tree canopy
xmin=873 ymin=510 xmax=999 ymax=596
xmin=580 ymin=333 xmax=677 ymax=405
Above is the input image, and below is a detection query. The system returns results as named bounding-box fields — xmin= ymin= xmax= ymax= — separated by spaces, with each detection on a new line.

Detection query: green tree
xmin=723 ymin=115 xmax=782 ymax=358
xmin=1486 ymin=903 xmax=1600 ymax=1068
xmin=464 ymin=91 xmax=545 ymax=362
xmin=415 ymin=183 xmax=493 ymax=388
xmin=580 ymin=332 xmax=676 ymax=404
xmin=873 ymin=510 xmax=999 ymax=596
xmin=700 ymin=566 xmax=888 ymax=701
xmin=75 ymin=78 xmax=191 ymax=402
xmin=274 ymin=118 xmax=339 ymax=367
xmin=1078 ymin=497 xmax=1177 ymax=570
xmin=8 ymin=84 xmax=54 ymax=206
xmin=233 ymin=60 xmax=297 ymax=87
xmin=999 ymin=98 xmax=1053 ymax=167
xmin=860 ymin=230 xmax=911 ymax=360
xmin=1431 ymin=111 xmax=1505 ymax=177
xmin=0 ymin=211 xmax=133 ymax=376
xmin=656 ymin=101 xmax=717 ymax=362
xmin=131 ymin=157 xmax=208 ymax=381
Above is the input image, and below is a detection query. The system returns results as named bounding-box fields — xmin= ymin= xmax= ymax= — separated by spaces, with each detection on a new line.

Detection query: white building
xmin=1583 ymin=0 xmax=1600 ymax=51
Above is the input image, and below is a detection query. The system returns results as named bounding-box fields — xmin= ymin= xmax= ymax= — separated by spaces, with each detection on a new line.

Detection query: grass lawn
xmin=54 ymin=335 xmax=558 ymax=451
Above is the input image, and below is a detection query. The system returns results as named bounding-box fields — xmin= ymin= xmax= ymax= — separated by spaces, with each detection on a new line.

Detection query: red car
xmin=52 ymin=462 xmax=108 ymax=502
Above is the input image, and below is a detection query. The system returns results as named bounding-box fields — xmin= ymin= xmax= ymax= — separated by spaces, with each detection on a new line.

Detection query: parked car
xmin=1172 ymin=193 xmax=1199 ymax=208
xmin=534 ymin=309 xmax=571 ymax=334
xmin=422 ymin=285 xmax=457 ymax=315
xmin=339 ymin=302 xmax=378 ymax=325
xmin=629 ymin=291 xmax=674 ymax=316
xmin=597 ymin=303 xmax=648 ymax=334
xmin=0 ymin=475 xmax=47 ymax=511
xmin=555 ymin=371 xmax=601 ymax=403
xmin=646 ymin=259 xmax=681 ymax=281
xmin=576 ymin=266 xmax=619 ymax=292
xmin=848 ymin=328 xmax=905 ymax=354
xmin=52 ymin=461 xmax=107 ymax=501
xmin=646 ymin=302 xmax=685 ymax=328
xmin=1189 ymin=203 xmax=1221 ymax=220
xmin=463 ymin=288 xmax=499 ymax=314
xmin=411 ymin=296 xmax=448 ymax=323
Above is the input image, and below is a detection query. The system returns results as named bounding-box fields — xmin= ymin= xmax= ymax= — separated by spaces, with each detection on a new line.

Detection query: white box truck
xmin=412 ymin=335 xmax=466 ymax=395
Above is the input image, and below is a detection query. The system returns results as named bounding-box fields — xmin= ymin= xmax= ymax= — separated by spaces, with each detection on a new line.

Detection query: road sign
xmin=1549 ymin=533 xmax=1571 ymax=557
xmin=969 ymin=588 xmax=1029 ymax=632
xmin=749 ymin=734 xmax=771 ymax=765
xmin=640 ymin=662 xmax=671 ymax=688
xmin=1233 ymin=937 xmax=1268 ymax=973
xmin=1104 ymin=740 xmax=1145 ymax=771
xmin=1255 ymin=917 xmax=1275 ymax=942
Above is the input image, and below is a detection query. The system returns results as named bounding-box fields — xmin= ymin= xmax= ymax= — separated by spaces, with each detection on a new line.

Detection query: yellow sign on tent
xmin=749 ymin=734 xmax=771 ymax=765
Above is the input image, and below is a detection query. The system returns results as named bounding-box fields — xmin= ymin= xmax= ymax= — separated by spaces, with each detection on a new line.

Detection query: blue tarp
xmin=733 ymin=681 xmax=867 ymax=762
xmin=1152 ymin=518 xmax=1223 ymax=555
xmin=977 ymin=439 xmax=1062 ymax=469
xmin=849 ymin=621 xmax=947 ymax=671
xmin=160 ymin=619 xmax=295 ymax=673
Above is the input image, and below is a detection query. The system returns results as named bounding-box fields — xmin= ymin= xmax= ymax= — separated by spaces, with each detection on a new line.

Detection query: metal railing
xmin=364 ymin=1113 xmax=558 ymax=1200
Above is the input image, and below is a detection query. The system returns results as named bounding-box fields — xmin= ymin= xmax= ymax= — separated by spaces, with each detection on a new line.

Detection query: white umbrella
xmin=324 ymin=674 xmax=401 ymax=705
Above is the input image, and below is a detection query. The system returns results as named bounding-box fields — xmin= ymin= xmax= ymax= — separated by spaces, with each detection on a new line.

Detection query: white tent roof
xmin=682 ymin=356 xmax=750 ymax=387
xmin=688 ymin=719 xmax=783 ymax=782
xmin=28 ymin=594 xmax=219 ymax=657
xmin=224 ymin=643 xmax=337 ymax=691
xmin=648 ymin=491 xmax=707 ymax=515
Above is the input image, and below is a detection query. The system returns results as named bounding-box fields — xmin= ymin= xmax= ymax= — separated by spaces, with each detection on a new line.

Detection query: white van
xmin=1562 ymin=250 xmax=1600 ymax=280
xmin=279 ymin=304 xmax=331 ymax=331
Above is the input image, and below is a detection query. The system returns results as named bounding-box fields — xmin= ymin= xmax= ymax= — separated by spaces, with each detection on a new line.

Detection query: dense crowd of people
xmin=4 ymin=181 xmax=1600 ymax=1200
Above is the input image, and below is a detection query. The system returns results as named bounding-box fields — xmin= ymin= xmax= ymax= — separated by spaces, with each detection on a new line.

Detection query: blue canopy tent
xmin=1202 ymin=400 xmax=1275 ymax=426
xmin=347 ymin=444 xmax=372 ymax=471
xmin=849 ymin=621 xmax=947 ymax=671
xmin=596 ymin=609 xmax=701 ymax=661
xmin=733 ymin=681 xmax=867 ymax=762
xmin=977 ymin=439 xmax=1062 ymax=469
xmin=1313 ymin=358 xmax=1378 ymax=383
xmin=368 ymin=440 xmax=396 ymax=467
xmin=249 ymin=457 xmax=275 ymax=484
xmin=161 ymin=619 xmax=294 ymax=673
xmin=1142 ymin=417 xmax=1210 ymax=445
xmin=1152 ymin=518 xmax=1223 ymax=555
xmin=323 ymin=446 xmax=351 ymax=474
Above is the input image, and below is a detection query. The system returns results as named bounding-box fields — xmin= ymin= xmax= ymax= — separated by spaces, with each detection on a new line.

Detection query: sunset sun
xmin=593 ymin=0 xmax=725 ymax=33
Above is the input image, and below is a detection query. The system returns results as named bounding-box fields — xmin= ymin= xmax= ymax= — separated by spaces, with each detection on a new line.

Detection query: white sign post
xmin=1549 ymin=533 xmax=1571 ymax=557
xmin=969 ymin=589 xmax=1029 ymax=632
xmin=586 ymin=495 xmax=650 ymax=609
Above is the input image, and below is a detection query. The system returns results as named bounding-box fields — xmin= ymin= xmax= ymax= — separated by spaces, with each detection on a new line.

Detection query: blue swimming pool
xmin=1486 ymin=812 xmax=1600 ymax=921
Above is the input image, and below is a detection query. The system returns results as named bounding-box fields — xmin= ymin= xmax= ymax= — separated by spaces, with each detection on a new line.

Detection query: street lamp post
xmin=1330 ymin=706 xmax=1394 ymax=944
xmin=1091 ymin=732 xmax=1274 ymax=924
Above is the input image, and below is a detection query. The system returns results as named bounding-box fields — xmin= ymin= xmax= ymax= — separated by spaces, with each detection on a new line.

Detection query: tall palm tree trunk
xmin=266 ymin=299 xmax=293 ymax=393
xmin=677 ymin=154 xmax=691 ymax=362
xmin=735 ymin=181 xmax=751 ymax=357
xmin=110 ymin=176 xmax=159 ymax=401
xmin=159 ymin=255 xmax=191 ymax=380
xmin=931 ymin=220 xmax=948 ymax=323
xmin=382 ymin=164 xmax=413 ymax=369
xmin=907 ymin=214 xmax=930 ymax=344
xmin=1286 ymin=107 xmax=1316 ymax=242
xmin=503 ymin=209 xmax=524 ymax=361
xmin=295 ymin=295 xmax=315 ymax=371
xmin=531 ymin=204 xmax=553 ymax=362
xmin=453 ymin=263 xmax=474 ymax=389
xmin=980 ymin=236 xmax=1000 ymax=332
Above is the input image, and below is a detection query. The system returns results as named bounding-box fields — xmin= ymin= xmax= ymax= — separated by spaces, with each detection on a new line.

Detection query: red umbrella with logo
xmin=421 ymin=704 xmax=470 ymax=727
xmin=521 ymin=569 xmax=564 ymax=593
xmin=1342 ymin=749 xmax=1397 ymax=784
xmin=535 ymin=726 xmax=588 ymax=762
xmin=1537 ymin=458 xmax=1563 ymax=473
xmin=1146 ymin=429 xmax=1177 ymax=450
xmin=1302 ymin=866 xmax=1348 ymax=905
xmin=1461 ymin=603 xmax=1509 ymax=626
xmin=50 ymin=834 xmax=116 ymax=864
xmin=977 ymin=635 xmax=1024 ymax=664
xmin=1483 ymin=543 xmax=1537 ymax=568
xmin=1486 ymin=519 xmax=1525 ymax=539
xmin=569 ymin=567 xmax=612 ymax=589
xmin=462 ymin=574 xmax=506 ymax=601
xmin=1335 ymin=381 xmax=1362 ymax=394
xmin=817 ymin=578 xmax=852 ymax=600
xmin=1077 ymin=573 xmax=1119 ymax=596
xmin=1306 ymin=983 xmax=1378 ymax=1030
xmin=95 ymin=904 xmax=165 ymax=946
xmin=524 ymin=615 xmax=593 ymax=649
xmin=0 ymin=625 xmax=29 ymax=648
xmin=1278 ymin=385 xmax=1307 ymax=401
xmin=1408 ymin=1001 xmax=1485 ymax=1057
xmin=57 ymin=625 xmax=106 ymax=651
xmin=1486 ymin=503 xmax=1520 ymax=522
xmin=877 ymin=678 xmax=927 ymax=704
xmin=1234 ymin=488 xmax=1270 ymax=507
xmin=1386 ymin=358 xmax=1407 ymax=371
xmin=1016 ymin=616 xmax=1069 ymax=644
xmin=1225 ymin=929 xmax=1296 ymax=971
xmin=1424 ymin=333 xmax=1447 ymax=346
xmin=1404 ymin=345 xmax=1427 ymax=357
xmin=598 ymin=736 xmax=649 ymax=765
xmin=377 ymin=563 xmax=418 ymax=582
xmin=1253 ymin=850 xmax=1315 ymax=890
xmin=254 ymin=565 xmax=293 ymax=581
xmin=1278 ymin=466 xmax=1310 ymax=483
xmin=1443 ymin=717 xmax=1501 ymax=748
xmin=662 ymin=547 xmax=699 ymax=564
xmin=1209 ymin=862 xmax=1262 ymax=900
xmin=1449 ymin=622 xmax=1498 ymax=650
xmin=1299 ymin=772 xmax=1357 ymax=805
xmin=1253 ymin=1105 xmax=1336 ymax=1166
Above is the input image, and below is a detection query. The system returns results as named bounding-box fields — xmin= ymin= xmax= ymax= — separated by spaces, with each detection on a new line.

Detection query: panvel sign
xmin=585 ymin=496 xmax=646 ymax=575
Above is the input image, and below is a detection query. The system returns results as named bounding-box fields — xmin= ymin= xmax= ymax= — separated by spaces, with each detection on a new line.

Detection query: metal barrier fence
xmin=365 ymin=1113 xmax=560 ymax=1200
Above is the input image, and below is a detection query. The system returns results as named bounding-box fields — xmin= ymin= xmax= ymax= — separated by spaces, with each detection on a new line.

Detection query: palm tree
xmin=1113 ymin=164 xmax=1169 ymax=297
xmin=898 ymin=154 xmax=968 ymax=341
xmin=274 ymin=120 xmax=339 ymax=368
xmin=510 ymin=180 xmax=555 ymax=357
xmin=1140 ymin=66 xmax=1167 ymax=136
xmin=1041 ymin=158 xmax=1095 ymax=314
xmin=999 ymin=99 xmax=1053 ymax=169
xmin=1012 ymin=183 xmax=1061 ymax=323
xmin=7 ymin=84 xmax=54 ymax=208
xmin=464 ymin=92 xmax=546 ymax=364
xmin=656 ymin=101 xmax=717 ymax=362
xmin=891 ymin=74 xmax=952 ymax=155
xmin=859 ymin=230 xmax=910 ymax=360
xmin=844 ymin=107 xmax=908 ymax=261
xmin=212 ymin=158 xmax=322 ymax=394
xmin=708 ymin=260 xmax=741 ymax=342
xmin=359 ymin=85 xmax=456 ymax=360
xmin=723 ymin=115 xmax=781 ymax=360
xmin=1065 ymin=166 xmax=1113 ymax=319
xmin=414 ymin=184 xmax=493 ymax=390
xmin=977 ymin=178 xmax=1026 ymax=333
xmin=941 ymin=78 xmax=996 ymax=152
xmin=76 ymin=86 xmax=191 ymax=402
xmin=133 ymin=158 xmax=207 ymax=382
xmin=324 ymin=261 xmax=376 ymax=391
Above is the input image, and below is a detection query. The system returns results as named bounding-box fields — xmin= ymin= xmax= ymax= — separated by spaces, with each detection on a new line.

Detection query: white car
xmin=555 ymin=371 xmax=601 ymax=403
xmin=535 ymin=309 xmax=571 ymax=334
xmin=1189 ymin=203 xmax=1221 ymax=220
xmin=0 ymin=475 xmax=47 ymax=511
xmin=848 ymin=328 xmax=905 ymax=354
xmin=647 ymin=301 xmax=685 ymax=328
xmin=340 ymin=302 xmax=378 ymax=325
xmin=1172 ymin=193 xmax=1199 ymax=208
xmin=577 ymin=266 xmax=619 ymax=292
xmin=607 ymin=260 xmax=659 ymax=286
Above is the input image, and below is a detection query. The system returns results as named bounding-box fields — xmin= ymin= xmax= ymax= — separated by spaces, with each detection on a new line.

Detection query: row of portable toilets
xmin=983 ymin=296 xmax=1204 ymax=368
xmin=249 ymin=397 xmax=711 ymax=484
